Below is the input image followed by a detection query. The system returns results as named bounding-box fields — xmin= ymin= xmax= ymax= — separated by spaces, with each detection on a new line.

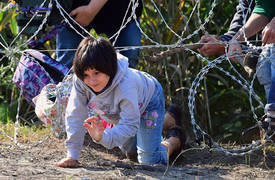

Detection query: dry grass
xmin=0 ymin=122 xmax=51 ymax=144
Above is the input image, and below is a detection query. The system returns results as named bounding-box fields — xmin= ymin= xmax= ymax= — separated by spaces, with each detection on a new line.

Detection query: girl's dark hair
xmin=73 ymin=36 xmax=117 ymax=80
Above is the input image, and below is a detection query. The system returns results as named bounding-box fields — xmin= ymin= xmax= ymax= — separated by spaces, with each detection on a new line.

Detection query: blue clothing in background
xmin=257 ymin=44 xmax=275 ymax=112
xmin=57 ymin=21 xmax=141 ymax=69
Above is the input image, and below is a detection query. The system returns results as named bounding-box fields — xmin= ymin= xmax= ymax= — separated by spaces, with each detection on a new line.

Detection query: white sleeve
xmin=65 ymin=76 xmax=89 ymax=160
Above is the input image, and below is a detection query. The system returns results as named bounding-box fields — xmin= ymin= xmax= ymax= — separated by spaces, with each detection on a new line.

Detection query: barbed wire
xmin=0 ymin=0 xmax=273 ymax=157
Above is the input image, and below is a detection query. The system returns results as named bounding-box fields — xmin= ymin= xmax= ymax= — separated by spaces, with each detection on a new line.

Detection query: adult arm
xmin=220 ymin=0 xmax=255 ymax=41
xmin=234 ymin=13 xmax=269 ymax=42
xmin=198 ymin=0 xmax=254 ymax=56
xmin=70 ymin=0 xmax=108 ymax=27
xmin=228 ymin=13 xmax=269 ymax=62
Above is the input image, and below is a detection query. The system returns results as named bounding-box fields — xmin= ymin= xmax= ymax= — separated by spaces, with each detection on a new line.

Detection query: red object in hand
xmin=102 ymin=119 xmax=113 ymax=128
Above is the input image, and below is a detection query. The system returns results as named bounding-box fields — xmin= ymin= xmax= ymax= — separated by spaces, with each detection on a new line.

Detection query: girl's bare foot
xmin=161 ymin=126 xmax=185 ymax=158
xmin=161 ymin=136 xmax=181 ymax=157
xmin=56 ymin=157 xmax=80 ymax=168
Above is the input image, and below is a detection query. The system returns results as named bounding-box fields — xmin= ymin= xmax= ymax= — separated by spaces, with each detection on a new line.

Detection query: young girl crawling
xmin=56 ymin=37 xmax=183 ymax=167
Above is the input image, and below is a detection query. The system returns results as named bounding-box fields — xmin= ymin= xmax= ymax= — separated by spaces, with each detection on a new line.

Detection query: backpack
xmin=12 ymin=49 xmax=69 ymax=105
xmin=32 ymin=74 xmax=73 ymax=138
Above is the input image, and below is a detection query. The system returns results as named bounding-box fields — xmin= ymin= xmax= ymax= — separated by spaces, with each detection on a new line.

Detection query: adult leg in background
xmin=57 ymin=21 xmax=141 ymax=69
xmin=112 ymin=20 xmax=141 ymax=69
xmin=256 ymin=49 xmax=271 ymax=102
xmin=56 ymin=26 xmax=83 ymax=69
xmin=265 ymin=44 xmax=275 ymax=113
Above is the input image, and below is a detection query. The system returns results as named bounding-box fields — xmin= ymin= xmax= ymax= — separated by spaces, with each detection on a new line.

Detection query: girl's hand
xmin=83 ymin=116 xmax=105 ymax=142
xmin=56 ymin=157 xmax=80 ymax=168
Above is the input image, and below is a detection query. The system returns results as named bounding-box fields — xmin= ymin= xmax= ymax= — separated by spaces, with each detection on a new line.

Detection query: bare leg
xmin=163 ymin=112 xmax=176 ymax=132
xmin=161 ymin=136 xmax=181 ymax=157
xmin=163 ymin=104 xmax=181 ymax=132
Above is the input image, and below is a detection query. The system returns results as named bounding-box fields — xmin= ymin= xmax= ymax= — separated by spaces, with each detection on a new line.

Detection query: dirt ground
xmin=1 ymin=134 xmax=275 ymax=180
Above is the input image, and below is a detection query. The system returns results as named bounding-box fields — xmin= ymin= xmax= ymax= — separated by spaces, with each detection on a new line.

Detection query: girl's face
xmin=83 ymin=68 xmax=110 ymax=92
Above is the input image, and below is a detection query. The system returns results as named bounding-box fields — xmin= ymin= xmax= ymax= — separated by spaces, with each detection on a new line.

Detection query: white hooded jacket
xmin=65 ymin=53 xmax=156 ymax=160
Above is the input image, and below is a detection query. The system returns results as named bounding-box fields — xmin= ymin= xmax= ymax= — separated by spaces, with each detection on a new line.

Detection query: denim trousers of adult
xmin=256 ymin=44 xmax=275 ymax=112
xmin=56 ymin=21 xmax=141 ymax=69
xmin=121 ymin=79 xmax=167 ymax=165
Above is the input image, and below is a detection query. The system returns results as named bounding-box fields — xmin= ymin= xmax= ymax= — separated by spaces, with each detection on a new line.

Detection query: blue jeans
xmin=121 ymin=79 xmax=168 ymax=165
xmin=256 ymin=44 xmax=275 ymax=111
xmin=256 ymin=54 xmax=271 ymax=98
xmin=56 ymin=21 xmax=141 ymax=68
